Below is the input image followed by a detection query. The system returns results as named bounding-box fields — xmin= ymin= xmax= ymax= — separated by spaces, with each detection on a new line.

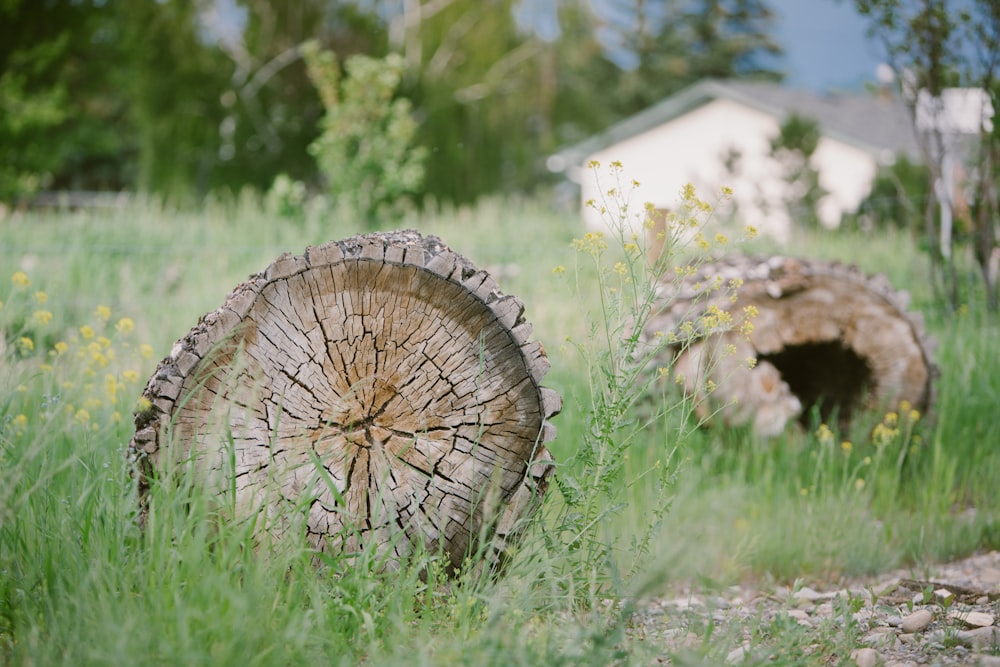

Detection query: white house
xmin=549 ymin=79 xmax=924 ymax=242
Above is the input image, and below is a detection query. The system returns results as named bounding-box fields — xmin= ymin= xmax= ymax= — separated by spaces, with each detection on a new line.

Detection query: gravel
xmin=630 ymin=550 xmax=1000 ymax=665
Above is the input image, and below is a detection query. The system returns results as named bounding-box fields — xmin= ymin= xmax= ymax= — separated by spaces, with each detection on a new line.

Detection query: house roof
xmin=551 ymin=79 xmax=922 ymax=176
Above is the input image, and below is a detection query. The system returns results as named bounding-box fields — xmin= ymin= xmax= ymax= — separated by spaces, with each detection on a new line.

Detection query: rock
xmin=900 ymin=608 xmax=933 ymax=633
xmin=861 ymin=629 xmax=898 ymax=648
xmin=793 ymin=586 xmax=832 ymax=603
xmin=946 ymin=609 xmax=995 ymax=627
xmin=726 ymin=645 xmax=747 ymax=664
xmin=958 ymin=625 xmax=1000 ymax=648
xmin=786 ymin=609 xmax=812 ymax=627
xmin=978 ymin=655 xmax=1000 ymax=667
xmin=933 ymin=587 xmax=954 ymax=602
xmin=851 ymin=647 xmax=879 ymax=667
xmin=885 ymin=661 xmax=917 ymax=667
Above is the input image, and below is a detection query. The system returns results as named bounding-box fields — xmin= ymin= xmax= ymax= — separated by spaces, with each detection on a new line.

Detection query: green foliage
xmin=0 ymin=0 xmax=130 ymax=202
xmin=854 ymin=154 xmax=931 ymax=233
xmin=118 ymin=0 xmax=233 ymax=200
xmin=303 ymin=42 xmax=426 ymax=228
xmin=769 ymin=113 xmax=828 ymax=230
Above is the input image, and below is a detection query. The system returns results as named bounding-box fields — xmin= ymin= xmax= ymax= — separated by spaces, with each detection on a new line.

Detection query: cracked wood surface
xmin=130 ymin=230 xmax=560 ymax=572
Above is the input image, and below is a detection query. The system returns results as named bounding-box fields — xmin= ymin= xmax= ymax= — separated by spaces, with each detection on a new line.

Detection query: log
xmin=643 ymin=254 xmax=936 ymax=436
xmin=129 ymin=230 xmax=560 ymax=573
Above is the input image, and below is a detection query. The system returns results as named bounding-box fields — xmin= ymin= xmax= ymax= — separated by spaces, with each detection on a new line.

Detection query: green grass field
xmin=2 ymin=189 xmax=998 ymax=665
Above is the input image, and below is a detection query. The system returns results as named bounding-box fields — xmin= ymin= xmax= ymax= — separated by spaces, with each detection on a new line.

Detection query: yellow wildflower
xmin=841 ymin=440 xmax=853 ymax=453
xmin=13 ymin=414 xmax=27 ymax=430
xmin=139 ymin=344 xmax=154 ymax=359
xmin=105 ymin=374 xmax=119 ymax=402
xmin=34 ymin=291 xmax=48 ymax=304
xmin=95 ymin=305 xmax=111 ymax=322
xmin=53 ymin=341 xmax=68 ymax=355
xmin=80 ymin=325 xmax=95 ymax=340
xmin=17 ymin=337 xmax=34 ymax=352
xmin=551 ymin=265 xmax=566 ymax=275
xmin=11 ymin=271 xmax=30 ymax=287
xmin=74 ymin=409 xmax=91 ymax=425
xmin=97 ymin=336 xmax=111 ymax=349
xmin=115 ymin=317 xmax=135 ymax=334
xmin=123 ymin=369 xmax=139 ymax=384
xmin=32 ymin=310 xmax=53 ymax=326
xmin=855 ymin=478 xmax=866 ymax=491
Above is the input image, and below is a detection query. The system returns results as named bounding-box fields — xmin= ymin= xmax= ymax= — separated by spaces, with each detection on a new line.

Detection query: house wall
xmin=580 ymin=98 xmax=879 ymax=243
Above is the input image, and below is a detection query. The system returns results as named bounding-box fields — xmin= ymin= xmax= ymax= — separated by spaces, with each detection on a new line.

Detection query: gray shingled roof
xmin=553 ymin=79 xmax=922 ymax=172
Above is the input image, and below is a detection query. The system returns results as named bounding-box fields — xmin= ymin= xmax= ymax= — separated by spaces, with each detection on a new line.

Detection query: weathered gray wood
xmin=130 ymin=230 xmax=559 ymax=573
xmin=643 ymin=254 xmax=936 ymax=436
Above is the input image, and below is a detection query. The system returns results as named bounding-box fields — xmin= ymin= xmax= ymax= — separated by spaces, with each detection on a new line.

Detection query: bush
xmin=302 ymin=42 xmax=427 ymax=229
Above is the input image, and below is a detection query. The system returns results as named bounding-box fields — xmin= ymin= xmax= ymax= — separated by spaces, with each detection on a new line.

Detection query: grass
xmin=2 ymin=183 xmax=999 ymax=665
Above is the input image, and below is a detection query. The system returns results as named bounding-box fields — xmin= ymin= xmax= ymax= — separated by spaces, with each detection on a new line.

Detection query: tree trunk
xmin=644 ymin=254 xmax=937 ymax=437
xmin=129 ymin=230 xmax=560 ymax=573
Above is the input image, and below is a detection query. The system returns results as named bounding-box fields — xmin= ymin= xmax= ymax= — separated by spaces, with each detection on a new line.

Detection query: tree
xmin=394 ymin=0 xmax=557 ymax=203
xmin=596 ymin=0 xmax=783 ymax=115
xmin=0 ymin=0 xmax=132 ymax=202
xmin=850 ymin=0 xmax=1000 ymax=311
xmin=769 ymin=114 xmax=828 ymax=231
xmin=116 ymin=0 xmax=234 ymax=200
xmin=211 ymin=1 xmax=385 ymax=192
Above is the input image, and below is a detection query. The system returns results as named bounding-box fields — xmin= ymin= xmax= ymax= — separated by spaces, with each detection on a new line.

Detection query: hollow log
xmin=129 ymin=230 xmax=560 ymax=573
xmin=643 ymin=254 xmax=936 ymax=436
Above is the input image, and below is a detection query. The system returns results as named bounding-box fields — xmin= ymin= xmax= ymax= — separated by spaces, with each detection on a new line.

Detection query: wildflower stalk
xmin=550 ymin=162 xmax=749 ymax=601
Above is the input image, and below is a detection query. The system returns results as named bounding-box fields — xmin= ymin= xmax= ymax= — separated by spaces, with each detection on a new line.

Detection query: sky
xmin=769 ymin=0 xmax=889 ymax=92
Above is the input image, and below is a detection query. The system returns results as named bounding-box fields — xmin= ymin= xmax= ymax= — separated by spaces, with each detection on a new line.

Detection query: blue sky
xmin=770 ymin=0 xmax=888 ymax=91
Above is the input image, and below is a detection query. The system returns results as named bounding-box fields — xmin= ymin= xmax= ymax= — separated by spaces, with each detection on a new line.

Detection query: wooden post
xmin=129 ymin=230 xmax=560 ymax=573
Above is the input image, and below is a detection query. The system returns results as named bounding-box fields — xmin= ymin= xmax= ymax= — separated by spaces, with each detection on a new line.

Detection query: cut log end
xmin=645 ymin=254 xmax=937 ymax=437
xmin=129 ymin=230 xmax=559 ymax=574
